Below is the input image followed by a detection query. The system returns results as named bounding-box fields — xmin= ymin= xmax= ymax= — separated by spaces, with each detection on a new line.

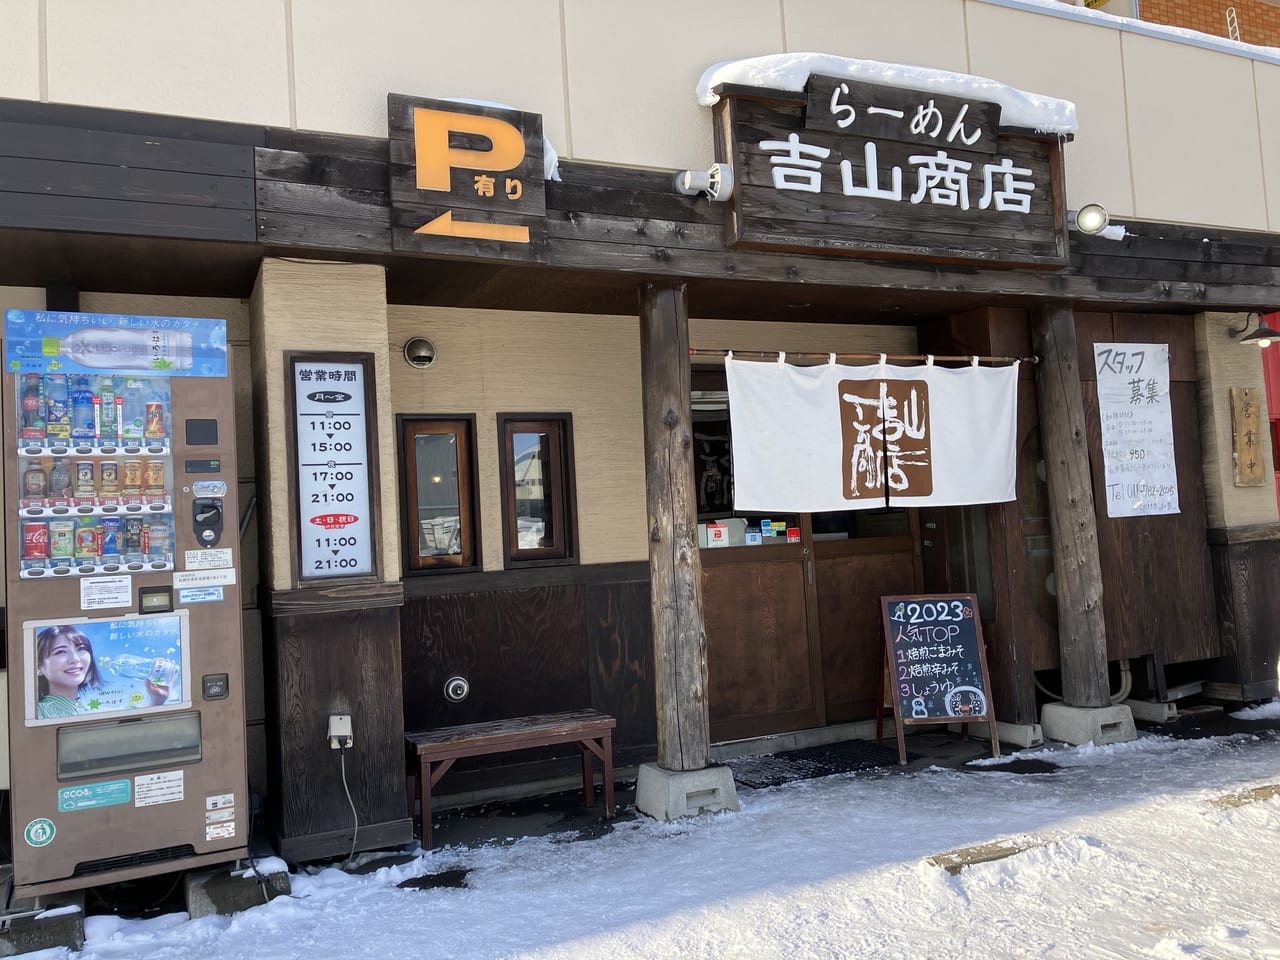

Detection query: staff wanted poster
xmin=1094 ymin=343 xmax=1179 ymax=518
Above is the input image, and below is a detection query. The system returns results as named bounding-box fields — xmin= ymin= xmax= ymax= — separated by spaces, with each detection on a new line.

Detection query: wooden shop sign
xmin=388 ymin=93 xmax=547 ymax=262
xmin=713 ymin=76 xmax=1068 ymax=267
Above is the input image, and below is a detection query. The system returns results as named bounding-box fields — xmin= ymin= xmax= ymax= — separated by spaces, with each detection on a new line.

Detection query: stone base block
xmin=184 ymin=864 xmax=291 ymax=919
xmin=634 ymin=763 xmax=739 ymax=821
xmin=1125 ymin=698 xmax=1178 ymax=723
xmin=1040 ymin=703 xmax=1136 ymax=746
xmin=0 ymin=891 xmax=84 ymax=957
xmin=945 ymin=720 xmax=1044 ymax=749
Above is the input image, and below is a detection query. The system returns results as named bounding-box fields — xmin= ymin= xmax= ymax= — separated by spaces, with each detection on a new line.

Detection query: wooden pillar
xmin=638 ymin=281 xmax=711 ymax=772
xmin=1033 ymin=302 xmax=1111 ymax=708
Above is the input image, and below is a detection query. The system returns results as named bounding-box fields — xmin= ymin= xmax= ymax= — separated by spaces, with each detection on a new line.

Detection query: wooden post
xmin=638 ymin=281 xmax=711 ymax=772
xmin=1032 ymin=302 xmax=1111 ymax=708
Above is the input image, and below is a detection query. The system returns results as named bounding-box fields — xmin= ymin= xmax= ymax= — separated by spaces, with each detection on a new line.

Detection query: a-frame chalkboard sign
xmin=879 ymin=593 xmax=1000 ymax=765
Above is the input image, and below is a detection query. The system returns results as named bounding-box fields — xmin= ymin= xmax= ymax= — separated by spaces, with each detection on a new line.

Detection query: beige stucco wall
xmin=1256 ymin=60 xmax=1280 ymax=234
xmin=45 ymin=0 xmax=291 ymax=126
xmin=689 ymin=319 xmax=917 ymax=356
xmin=1195 ymin=312 xmax=1279 ymax=529
xmin=251 ymin=260 xmax=401 ymax=589
xmin=388 ymin=307 xmax=648 ymax=569
xmin=293 ymin=0 xmax=570 ymax=156
xmin=0 ymin=1 xmax=1274 ymax=231
xmin=784 ymin=0 xmax=971 ymax=74
xmin=1122 ymin=33 xmax=1267 ymax=229
xmin=387 ymin=309 xmax=918 ymax=571
xmin=0 ymin=1 xmax=40 ymax=102
xmin=967 ymin=3 xmax=1136 ymax=221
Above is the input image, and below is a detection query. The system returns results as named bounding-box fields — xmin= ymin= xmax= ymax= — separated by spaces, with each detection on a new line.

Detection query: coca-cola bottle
xmin=20 ymin=373 xmax=46 ymax=441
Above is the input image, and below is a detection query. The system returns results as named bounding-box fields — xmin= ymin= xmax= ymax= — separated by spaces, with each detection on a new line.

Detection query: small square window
xmin=399 ymin=416 xmax=479 ymax=572
xmin=498 ymin=414 xmax=578 ymax=567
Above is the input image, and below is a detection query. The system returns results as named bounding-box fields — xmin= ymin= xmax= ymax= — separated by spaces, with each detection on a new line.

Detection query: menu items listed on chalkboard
xmin=879 ymin=593 xmax=1000 ymax=765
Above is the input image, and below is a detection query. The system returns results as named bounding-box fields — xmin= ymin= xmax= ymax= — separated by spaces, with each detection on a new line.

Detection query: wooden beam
xmin=638 ymin=281 xmax=711 ymax=772
xmin=1033 ymin=302 xmax=1111 ymax=708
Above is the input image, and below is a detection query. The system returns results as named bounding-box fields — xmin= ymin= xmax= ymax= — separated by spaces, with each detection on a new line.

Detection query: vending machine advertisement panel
xmin=4 ymin=309 xmax=248 ymax=898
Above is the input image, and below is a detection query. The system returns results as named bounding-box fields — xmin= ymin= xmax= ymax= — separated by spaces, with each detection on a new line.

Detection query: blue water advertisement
xmin=4 ymin=310 xmax=228 ymax=378
xmin=23 ymin=611 xmax=190 ymax=727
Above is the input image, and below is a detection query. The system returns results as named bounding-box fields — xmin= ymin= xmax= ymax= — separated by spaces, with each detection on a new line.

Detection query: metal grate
xmin=725 ymin=740 xmax=906 ymax=789
xmin=72 ymin=844 xmax=196 ymax=879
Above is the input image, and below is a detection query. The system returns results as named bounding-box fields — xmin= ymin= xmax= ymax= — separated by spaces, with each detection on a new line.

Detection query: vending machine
xmin=3 ymin=309 xmax=248 ymax=899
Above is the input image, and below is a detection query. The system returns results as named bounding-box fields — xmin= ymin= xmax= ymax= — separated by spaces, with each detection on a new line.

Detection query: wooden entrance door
xmin=702 ymin=516 xmax=824 ymax=742
xmin=701 ymin=510 xmax=921 ymax=741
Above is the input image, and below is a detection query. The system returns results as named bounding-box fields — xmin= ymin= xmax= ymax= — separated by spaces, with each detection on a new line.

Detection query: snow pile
xmin=696 ymin=53 xmax=1078 ymax=134
xmin=1231 ymin=698 xmax=1280 ymax=720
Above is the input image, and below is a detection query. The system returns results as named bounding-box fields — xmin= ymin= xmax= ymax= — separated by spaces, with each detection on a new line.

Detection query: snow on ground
xmin=22 ymin=728 xmax=1280 ymax=960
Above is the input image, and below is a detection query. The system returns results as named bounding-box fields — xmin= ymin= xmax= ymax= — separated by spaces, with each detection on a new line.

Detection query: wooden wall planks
xmin=1 ymin=99 xmax=1280 ymax=310
xmin=0 ymin=118 xmax=256 ymax=242
xmin=255 ymin=130 xmax=390 ymax=253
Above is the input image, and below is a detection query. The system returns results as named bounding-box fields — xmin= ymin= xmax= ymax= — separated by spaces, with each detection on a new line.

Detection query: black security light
xmin=1228 ymin=312 xmax=1280 ymax=348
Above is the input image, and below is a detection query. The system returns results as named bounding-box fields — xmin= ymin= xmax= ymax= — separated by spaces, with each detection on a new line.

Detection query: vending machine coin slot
xmin=192 ymin=497 xmax=223 ymax=546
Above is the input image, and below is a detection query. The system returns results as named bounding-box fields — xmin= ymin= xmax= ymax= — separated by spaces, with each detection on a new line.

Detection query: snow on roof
xmin=982 ymin=0 xmax=1280 ymax=65
xmin=696 ymin=53 xmax=1078 ymax=135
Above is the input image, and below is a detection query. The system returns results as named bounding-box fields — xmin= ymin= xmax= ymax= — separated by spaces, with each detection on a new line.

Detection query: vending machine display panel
xmin=22 ymin=611 xmax=191 ymax=727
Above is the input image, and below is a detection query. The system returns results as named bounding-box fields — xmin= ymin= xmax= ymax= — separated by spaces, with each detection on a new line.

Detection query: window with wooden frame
xmin=497 ymin=414 xmax=578 ymax=567
xmin=399 ymin=416 xmax=479 ymax=572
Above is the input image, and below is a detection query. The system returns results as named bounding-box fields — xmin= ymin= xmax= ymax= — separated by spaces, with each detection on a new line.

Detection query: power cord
xmin=339 ymin=744 xmax=360 ymax=866
xmin=241 ymin=794 xmax=272 ymax=905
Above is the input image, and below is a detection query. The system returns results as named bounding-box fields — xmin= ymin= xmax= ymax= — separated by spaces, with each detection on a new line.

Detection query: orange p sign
xmin=414 ymin=107 xmax=526 ymax=193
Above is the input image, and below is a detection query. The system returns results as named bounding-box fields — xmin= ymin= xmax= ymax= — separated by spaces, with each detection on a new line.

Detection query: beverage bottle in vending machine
xmin=120 ymin=377 xmax=145 ymax=442
xmin=20 ymin=373 xmax=46 ymax=440
xmin=70 ymin=376 xmax=96 ymax=441
xmin=95 ymin=375 xmax=121 ymax=443
xmin=47 ymin=457 xmax=72 ymax=500
xmin=44 ymin=375 xmax=70 ymax=442
xmin=143 ymin=383 xmax=166 ymax=440
xmin=43 ymin=326 xmax=194 ymax=371
xmin=22 ymin=462 xmax=47 ymax=500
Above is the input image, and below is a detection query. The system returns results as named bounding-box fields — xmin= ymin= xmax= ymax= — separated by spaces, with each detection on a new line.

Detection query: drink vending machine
xmin=3 ymin=310 xmax=248 ymax=898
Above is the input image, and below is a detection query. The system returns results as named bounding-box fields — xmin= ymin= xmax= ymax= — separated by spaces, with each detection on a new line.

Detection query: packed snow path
xmin=33 ymin=729 xmax=1280 ymax=959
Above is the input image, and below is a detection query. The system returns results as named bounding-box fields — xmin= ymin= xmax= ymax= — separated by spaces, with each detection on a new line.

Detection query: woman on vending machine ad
xmin=26 ymin=613 xmax=187 ymax=723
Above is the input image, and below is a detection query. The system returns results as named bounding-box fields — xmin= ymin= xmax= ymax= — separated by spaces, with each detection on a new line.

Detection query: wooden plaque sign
xmin=880 ymin=593 xmax=999 ymax=764
xmin=713 ymin=77 xmax=1067 ymax=267
xmin=1229 ymin=387 xmax=1266 ymax=487
xmin=388 ymin=93 xmax=548 ymax=263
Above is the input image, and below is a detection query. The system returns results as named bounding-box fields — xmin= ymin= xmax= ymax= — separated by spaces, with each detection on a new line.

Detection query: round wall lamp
xmin=403 ymin=337 xmax=437 ymax=369
xmin=1068 ymin=203 xmax=1109 ymax=235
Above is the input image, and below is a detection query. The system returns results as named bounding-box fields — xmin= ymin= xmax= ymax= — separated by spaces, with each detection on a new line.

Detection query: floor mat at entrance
xmin=725 ymin=740 xmax=910 ymax=789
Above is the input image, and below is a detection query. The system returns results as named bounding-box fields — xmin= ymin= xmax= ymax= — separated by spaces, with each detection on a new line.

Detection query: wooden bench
xmin=405 ymin=709 xmax=616 ymax=848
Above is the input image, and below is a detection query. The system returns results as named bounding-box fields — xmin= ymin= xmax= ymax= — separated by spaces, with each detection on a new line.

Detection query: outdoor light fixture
xmin=403 ymin=337 xmax=437 ymax=369
xmin=1228 ymin=312 xmax=1280 ymax=347
xmin=673 ymin=163 xmax=735 ymax=202
xmin=1067 ymin=203 xmax=1109 ymax=235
